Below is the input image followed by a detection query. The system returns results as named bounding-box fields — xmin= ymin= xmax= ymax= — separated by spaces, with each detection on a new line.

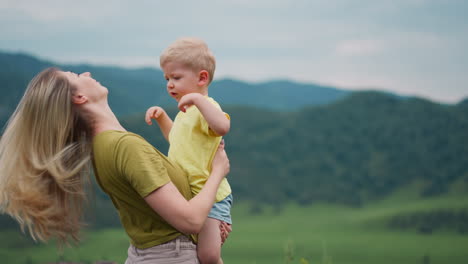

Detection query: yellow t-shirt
xmin=92 ymin=130 xmax=195 ymax=249
xmin=168 ymin=97 xmax=231 ymax=202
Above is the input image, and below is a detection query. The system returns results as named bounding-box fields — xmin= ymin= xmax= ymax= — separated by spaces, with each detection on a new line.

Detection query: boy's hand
xmin=220 ymin=221 xmax=232 ymax=245
xmin=144 ymin=106 xmax=173 ymax=141
xmin=179 ymin=93 xmax=230 ymax=136
xmin=145 ymin=106 xmax=166 ymax=125
xmin=178 ymin=93 xmax=203 ymax=112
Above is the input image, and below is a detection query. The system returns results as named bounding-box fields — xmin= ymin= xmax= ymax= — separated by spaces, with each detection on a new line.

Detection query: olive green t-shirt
xmin=92 ymin=130 xmax=194 ymax=249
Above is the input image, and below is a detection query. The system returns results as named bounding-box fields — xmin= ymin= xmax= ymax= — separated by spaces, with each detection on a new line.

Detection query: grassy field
xmin=1 ymin=188 xmax=467 ymax=264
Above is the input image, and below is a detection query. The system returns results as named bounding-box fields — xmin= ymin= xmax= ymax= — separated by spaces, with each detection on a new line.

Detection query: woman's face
xmin=61 ymin=71 xmax=108 ymax=102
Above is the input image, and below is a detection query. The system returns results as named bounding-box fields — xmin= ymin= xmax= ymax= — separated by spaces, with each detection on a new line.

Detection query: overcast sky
xmin=1 ymin=0 xmax=467 ymax=103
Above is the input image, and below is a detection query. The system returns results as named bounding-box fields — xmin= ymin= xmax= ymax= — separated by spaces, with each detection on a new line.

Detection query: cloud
xmin=0 ymin=0 xmax=117 ymax=23
xmin=0 ymin=0 xmax=467 ymax=103
xmin=335 ymin=39 xmax=385 ymax=57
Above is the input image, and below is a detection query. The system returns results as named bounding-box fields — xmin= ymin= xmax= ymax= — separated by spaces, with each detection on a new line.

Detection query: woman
xmin=0 ymin=67 xmax=230 ymax=263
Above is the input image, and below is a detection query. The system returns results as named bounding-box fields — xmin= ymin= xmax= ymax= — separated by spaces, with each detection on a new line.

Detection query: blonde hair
xmin=0 ymin=67 xmax=92 ymax=245
xmin=160 ymin=37 xmax=216 ymax=83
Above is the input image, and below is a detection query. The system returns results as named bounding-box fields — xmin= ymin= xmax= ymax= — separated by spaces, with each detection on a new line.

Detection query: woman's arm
xmin=144 ymin=142 xmax=230 ymax=234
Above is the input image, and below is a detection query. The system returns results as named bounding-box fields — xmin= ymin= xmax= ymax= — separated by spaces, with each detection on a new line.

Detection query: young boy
xmin=145 ymin=37 xmax=232 ymax=264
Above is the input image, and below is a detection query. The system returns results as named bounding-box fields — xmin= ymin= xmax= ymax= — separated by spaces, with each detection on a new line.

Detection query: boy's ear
xmin=72 ymin=94 xmax=88 ymax=105
xmin=198 ymin=70 xmax=209 ymax=86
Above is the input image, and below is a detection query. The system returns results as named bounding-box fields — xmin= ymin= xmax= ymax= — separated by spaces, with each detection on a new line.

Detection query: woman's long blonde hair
xmin=0 ymin=67 xmax=92 ymax=245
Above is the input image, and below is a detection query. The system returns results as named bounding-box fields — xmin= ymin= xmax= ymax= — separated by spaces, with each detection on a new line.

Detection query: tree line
xmin=122 ymin=91 xmax=468 ymax=208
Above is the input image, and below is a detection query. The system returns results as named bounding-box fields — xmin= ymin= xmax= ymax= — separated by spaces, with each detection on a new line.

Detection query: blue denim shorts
xmin=207 ymin=194 xmax=233 ymax=224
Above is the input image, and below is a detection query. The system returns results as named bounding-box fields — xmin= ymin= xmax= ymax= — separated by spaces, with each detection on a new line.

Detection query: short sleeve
xmin=115 ymin=135 xmax=171 ymax=197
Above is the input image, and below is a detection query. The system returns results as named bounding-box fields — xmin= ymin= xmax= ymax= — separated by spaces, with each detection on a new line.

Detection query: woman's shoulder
xmin=93 ymin=130 xmax=154 ymax=156
xmin=94 ymin=130 xmax=146 ymax=144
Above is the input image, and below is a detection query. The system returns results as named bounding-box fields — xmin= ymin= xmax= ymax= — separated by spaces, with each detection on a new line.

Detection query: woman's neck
xmin=82 ymin=102 xmax=126 ymax=137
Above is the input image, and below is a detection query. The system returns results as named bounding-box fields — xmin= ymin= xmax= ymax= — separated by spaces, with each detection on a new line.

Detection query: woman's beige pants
xmin=125 ymin=236 xmax=199 ymax=264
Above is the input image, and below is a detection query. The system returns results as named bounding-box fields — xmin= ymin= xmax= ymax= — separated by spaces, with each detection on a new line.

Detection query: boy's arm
xmin=145 ymin=106 xmax=173 ymax=141
xmin=178 ymin=93 xmax=230 ymax=136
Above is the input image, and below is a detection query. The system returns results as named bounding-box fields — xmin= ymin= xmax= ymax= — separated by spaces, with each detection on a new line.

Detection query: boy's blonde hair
xmin=160 ymin=37 xmax=216 ymax=83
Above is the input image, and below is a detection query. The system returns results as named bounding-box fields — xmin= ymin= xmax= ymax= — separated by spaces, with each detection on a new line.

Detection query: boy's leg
xmin=197 ymin=218 xmax=223 ymax=264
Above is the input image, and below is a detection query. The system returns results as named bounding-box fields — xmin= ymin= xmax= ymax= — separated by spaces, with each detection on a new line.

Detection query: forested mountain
xmin=1 ymin=51 xmax=467 ymax=229
xmin=209 ymin=79 xmax=348 ymax=110
xmin=122 ymin=92 xmax=468 ymax=208
xmin=0 ymin=51 xmax=350 ymax=127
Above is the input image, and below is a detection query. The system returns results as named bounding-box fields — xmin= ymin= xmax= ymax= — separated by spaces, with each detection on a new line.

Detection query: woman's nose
xmin=82 ymin=72 xmax=91 ymax=77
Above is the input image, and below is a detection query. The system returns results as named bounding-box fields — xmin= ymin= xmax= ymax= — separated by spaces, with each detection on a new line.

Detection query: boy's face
xmin=162 ymin=61 xmax=201 ymax=102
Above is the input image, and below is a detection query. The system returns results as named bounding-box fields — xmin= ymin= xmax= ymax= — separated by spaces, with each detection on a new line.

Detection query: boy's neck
xmin=197 ymin=86 xmax=209 ymax=96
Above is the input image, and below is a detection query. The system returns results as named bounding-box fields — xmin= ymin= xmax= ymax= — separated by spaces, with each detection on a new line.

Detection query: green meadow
xmin=1 ymin=186 xmax=467 ymax=264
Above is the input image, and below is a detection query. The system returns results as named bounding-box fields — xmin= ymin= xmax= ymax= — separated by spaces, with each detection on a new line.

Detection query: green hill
xmin=0 ymin=50 xmax=350 ymax=126
xmin=1 ymin=51 xmax=467 ymax=234
xmin=122 ymin=92 xmax=468 ymax=208
xmin=209 ymin=78 xmax=349 ymax=110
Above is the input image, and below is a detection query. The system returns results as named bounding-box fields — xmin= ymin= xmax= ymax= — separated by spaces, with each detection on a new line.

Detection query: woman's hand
xmin=211 ymin=140 xmax=230 ymax=179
